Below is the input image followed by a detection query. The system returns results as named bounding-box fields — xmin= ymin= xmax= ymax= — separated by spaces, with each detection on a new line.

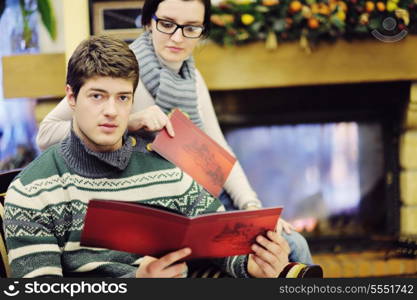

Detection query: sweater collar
xmin=59 ymin=129 xmax=134 ymax=178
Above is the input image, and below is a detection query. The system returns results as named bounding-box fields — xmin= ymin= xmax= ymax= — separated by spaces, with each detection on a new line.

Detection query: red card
xmin=80 ymin=199 xmax=283 ymax=259
xmin=151 ymin=109 xmax=236 ymax=197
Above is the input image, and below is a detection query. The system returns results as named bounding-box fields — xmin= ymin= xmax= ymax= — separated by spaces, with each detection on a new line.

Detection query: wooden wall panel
xmin=2 ymin=53 xmax=66 ymax=99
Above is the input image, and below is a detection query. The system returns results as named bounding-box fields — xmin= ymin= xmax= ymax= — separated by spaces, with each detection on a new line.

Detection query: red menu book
xmin=80 ymin=199 xmax=283 ymax=260
xmin=151 ymin=109 xmax=236 ymax=198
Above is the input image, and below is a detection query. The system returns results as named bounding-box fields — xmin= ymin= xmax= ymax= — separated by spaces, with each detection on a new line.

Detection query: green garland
xmin=210 ymin=0 xmax=417 ymax=50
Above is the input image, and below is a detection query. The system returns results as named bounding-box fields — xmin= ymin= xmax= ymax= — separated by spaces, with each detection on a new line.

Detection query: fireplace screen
xmin=225 ymin=122 xmax=386 ymax=239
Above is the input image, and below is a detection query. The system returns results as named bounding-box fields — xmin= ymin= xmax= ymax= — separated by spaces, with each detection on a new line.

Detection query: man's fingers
xmin=276 ymin=219 xmax=294 ymax=235
xmin=280 ymin=221 xmax=289 ymax=234
xmin=267 ymin=230 xmax=282 ymax=243
xmin=165 ymin=120 xmax=175 ymax=137
xmin=275 ymin=222 xmax=283 ymax=235
xmin=156 ymin=262 xmax=187 ymax=278
xmin=282 ymin=220 xmax=294 ymax=234
xmin=141 ymin=256 xmax=157 ymax=266
xmin=275 ymin=233 xmax=291 ymax=255
xmin=152 ymin=247 xmax=191 ymax=271
xmin=252 ymin=242 xmax=279 ymax=268
xmin=273 ymin=233 xmax=291 ymax=255
xmin=256 ymin=231 xmax=288 ymax=256
xmin=265 ymin=231 xmax=290 ymax=254
xmin=254 ymin=235 xmax=280 ymax=260
xmin=252 ymin=255 xmax=276 ymax=277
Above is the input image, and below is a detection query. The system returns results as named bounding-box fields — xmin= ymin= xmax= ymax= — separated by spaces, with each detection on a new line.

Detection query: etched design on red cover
xmin=212 ymin=223 xmax=269 ymax=251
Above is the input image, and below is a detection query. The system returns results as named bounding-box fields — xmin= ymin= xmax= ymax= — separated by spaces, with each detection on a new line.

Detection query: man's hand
xmin=244 ymin=205 xmax=294 ymax=235
xmin=275 ymin=218 xmax=295 ymax=235
xmin=247 ymin=231 xmax=290 ymax=278
xmin=135 ymin=247 xmax=191 ymax=278
xmin=128 ymin=105 xmax=175 ymax=137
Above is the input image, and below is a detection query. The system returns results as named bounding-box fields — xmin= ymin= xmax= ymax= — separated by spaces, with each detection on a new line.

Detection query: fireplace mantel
xmin=194 ymin=36 xmax=417 ymax=91
xmin=3 ymin=36 xmax=417 ymax=99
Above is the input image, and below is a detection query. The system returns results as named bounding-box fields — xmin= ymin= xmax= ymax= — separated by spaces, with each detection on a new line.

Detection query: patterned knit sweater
xmin=4 ymin=131 xmax=249 ymax=278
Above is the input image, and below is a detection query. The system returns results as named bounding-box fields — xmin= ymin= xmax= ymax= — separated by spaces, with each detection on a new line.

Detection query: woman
xmin=36 ymin=0 xmax=312 ymax=264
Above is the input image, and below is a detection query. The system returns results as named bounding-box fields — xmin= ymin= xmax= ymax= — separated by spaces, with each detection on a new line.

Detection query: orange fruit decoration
xmin=290 ymin=1 xmax=303 ymax=13
xmin=376 ymin=2 xmax=385 ymax=11
xmin=365 ymin=1 xmax=375 ymax=12
xmin=308 ymin=18 xmax=320 ymax=29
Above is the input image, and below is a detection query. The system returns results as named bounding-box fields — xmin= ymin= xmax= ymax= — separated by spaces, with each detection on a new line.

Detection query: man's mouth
xmin=100 ymin=123 xmax=117 ymax=128
xmin=99 ymin=123 xmax=118 ymax=132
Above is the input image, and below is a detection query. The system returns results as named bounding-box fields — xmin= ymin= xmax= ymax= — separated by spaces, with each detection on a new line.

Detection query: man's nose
xmin=103 ymin=98 xmax=117 ymax=117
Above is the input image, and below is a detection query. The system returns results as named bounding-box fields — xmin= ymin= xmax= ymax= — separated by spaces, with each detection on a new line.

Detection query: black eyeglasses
xmin=152 ymin=15 xmax=204 ymax=39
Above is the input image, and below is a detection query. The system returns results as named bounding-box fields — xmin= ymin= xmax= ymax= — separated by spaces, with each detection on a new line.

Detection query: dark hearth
xmin=211 ymin=81 xmax=411 ymax=253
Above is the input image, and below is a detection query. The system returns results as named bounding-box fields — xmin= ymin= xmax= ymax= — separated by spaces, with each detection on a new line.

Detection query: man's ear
xmin=66 ymin=85 xmax=76 ymax=110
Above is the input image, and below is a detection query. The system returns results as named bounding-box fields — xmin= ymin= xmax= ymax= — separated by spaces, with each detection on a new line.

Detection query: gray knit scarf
xmin=129 ymin=31 xmax=203 ymax=129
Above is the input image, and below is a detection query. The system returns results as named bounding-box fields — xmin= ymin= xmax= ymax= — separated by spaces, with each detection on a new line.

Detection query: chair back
xmin=0 ymin=201 xmax=11 ymax=277
xmin=0 ymin=168 xmax=22 ymax=278
xmin=0 ymin=168 xmax=22 ymax=205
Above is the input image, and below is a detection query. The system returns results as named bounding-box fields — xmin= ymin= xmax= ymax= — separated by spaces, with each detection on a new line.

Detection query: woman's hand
xmin=135 ymin=247 xmax=191 ymax=278
xmin=247 ymin=231 xmax=290 ymax=278
xmin=128 ymin=105 xmax=175 ymax=137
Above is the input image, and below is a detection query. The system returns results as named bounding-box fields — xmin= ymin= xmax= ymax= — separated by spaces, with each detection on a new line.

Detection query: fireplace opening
xmin=226 ymin=122 xmax=386 ymax=250
xmin=212 ymin=81 xmax=410 ymax=253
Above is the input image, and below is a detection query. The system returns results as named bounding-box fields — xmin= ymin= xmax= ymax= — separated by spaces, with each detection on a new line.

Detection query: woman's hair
xmin=141 ymin=0 xmax=211 ymax=38
xmin=66 ymin=35 xmax=139 ymax=99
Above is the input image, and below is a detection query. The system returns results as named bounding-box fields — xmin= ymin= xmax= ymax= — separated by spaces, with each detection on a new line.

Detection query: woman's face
xmin=150 ymin=0 xmax=205 ymax=63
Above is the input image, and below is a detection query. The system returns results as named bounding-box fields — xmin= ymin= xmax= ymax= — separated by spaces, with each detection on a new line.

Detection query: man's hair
xmin=141 ymin=0 xmax=211 ymax=38
xmin=66 ymin=35 xmax=139 ymax=99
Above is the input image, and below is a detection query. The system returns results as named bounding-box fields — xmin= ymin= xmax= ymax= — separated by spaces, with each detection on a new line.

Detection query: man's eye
xmin=119 ymin=95 xmax=130 ymax=102
xmin=90 ymin=94 xmax=103 ymax=100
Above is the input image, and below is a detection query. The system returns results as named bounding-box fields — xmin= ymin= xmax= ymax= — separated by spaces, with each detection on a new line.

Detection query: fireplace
xmin=211 ymin=81 xmax=410 ymax=253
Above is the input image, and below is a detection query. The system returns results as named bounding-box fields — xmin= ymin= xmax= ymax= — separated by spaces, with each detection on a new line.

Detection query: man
xmin=4 ymin=35 xmax=289 ymax=278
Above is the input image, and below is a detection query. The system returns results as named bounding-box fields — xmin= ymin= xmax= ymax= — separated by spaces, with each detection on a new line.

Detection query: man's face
xmin=67 ymin=76 xmax=134 ymax=152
